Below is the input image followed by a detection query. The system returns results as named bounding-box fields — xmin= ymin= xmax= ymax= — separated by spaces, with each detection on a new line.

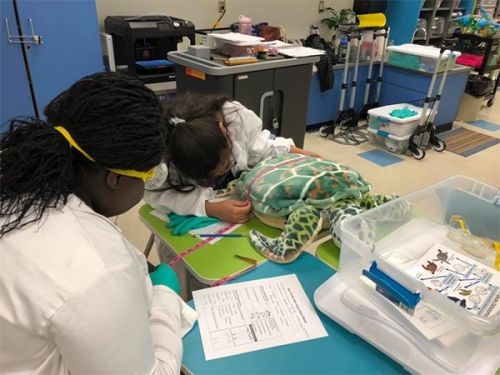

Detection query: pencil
xmin=197 ymin=233 xmax=246 ymax=238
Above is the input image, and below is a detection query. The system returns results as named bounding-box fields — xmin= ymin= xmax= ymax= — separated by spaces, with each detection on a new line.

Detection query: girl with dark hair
xmin=0 ymin=72 xmax=195 ymax=374
xmin=145 ymin=92 xmax=320 ymax=223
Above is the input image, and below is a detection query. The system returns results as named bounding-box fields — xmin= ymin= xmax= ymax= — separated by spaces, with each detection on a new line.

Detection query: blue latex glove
xmin=167 ymin=212 xmax=220 ymax=236
xmin=150 ymin=263 xmax=180 ymax=294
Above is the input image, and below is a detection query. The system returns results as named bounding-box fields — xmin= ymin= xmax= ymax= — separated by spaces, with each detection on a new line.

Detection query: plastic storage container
xmin=368 ymin=103 xmax=423 ymax=137
xmin=387 ymin=44 xmax=460 ymax=73
xmin=367 ymin=103 xmax=424 ymax=154
xmin=315 ymin=176 xmax=500 ymax=374
xmin=431 ymin=17 xmax=445 ymax=35
xmin=208 ymin=32 xmax=264 ymax=57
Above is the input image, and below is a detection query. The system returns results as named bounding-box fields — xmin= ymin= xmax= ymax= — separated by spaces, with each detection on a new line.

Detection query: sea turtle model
xmin=219 ymin=153 xmax=410 ymax=263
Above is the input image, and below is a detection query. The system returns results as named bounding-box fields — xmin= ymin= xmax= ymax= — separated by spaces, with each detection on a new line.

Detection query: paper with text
xmin=192 ymin=274 xmax=328 ymax=360
xmin=407 ymin=242 xmax=499 ymax=318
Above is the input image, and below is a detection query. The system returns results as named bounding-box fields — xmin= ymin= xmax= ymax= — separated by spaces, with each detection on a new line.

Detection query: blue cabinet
xmin=380 ymin=66 xmax=469 ymax=128
xmin=1 ymin=0 xmax=103 ymax=130
xmin=307 ymin=65 xmax=374 ymax=125
xmin=306 ymin=63 xmax=469 ymax=129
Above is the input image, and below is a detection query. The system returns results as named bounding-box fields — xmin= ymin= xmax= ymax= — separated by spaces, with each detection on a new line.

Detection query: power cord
xmin=211 ymin=9 xmax=227 ymax=32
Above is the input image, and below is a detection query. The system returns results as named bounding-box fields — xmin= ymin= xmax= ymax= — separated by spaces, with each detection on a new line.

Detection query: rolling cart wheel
xmin=319 ymin=125 xmax=331 ymax=138
xmin=487 ymin=98 xmax=495 ymax=107
xmin=433 ymin=140 xmax=446 ymax=152
xmin=412 ymin=147 xmax=426 ymax=160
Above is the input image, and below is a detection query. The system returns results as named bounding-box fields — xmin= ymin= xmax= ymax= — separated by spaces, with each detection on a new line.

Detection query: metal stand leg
xmin=144 ymin=233 xmax=155 ymax=259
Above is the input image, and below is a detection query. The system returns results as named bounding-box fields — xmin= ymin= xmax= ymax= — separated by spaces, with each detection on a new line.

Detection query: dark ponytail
xmin=162 ymin=92 xmax=232 ymax=191
xmin=0 ymin=72 xmax=165 ymax=237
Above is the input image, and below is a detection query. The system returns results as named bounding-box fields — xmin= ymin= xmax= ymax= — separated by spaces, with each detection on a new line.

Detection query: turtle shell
xmin=236 ymin=154 xmax=371 ymax=217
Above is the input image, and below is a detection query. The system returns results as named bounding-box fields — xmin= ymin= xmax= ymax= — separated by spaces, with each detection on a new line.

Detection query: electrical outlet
xmin=218 ymin=0 xmax=226 ymax=13
xmin=318 ymin=0 xmax=324 ymax=12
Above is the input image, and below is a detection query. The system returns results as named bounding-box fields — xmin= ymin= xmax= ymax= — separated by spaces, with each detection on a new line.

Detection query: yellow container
xmin=357 ymin=13 xmax=386 ymax=28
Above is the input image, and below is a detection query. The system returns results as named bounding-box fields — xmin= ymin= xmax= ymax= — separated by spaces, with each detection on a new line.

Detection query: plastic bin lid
xmin=387 ymin=44 xmax=461 ymax=60
xmin=208 ymin=32 xmax=264 ymax=46
xmin=367 ymin=103 xmax=423 ymax=124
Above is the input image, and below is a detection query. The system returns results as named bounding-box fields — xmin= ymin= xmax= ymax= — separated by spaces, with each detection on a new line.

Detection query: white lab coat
xmin=0 ymin=195 xmax=196 ymax=375
xmin=144 ymin=100 xmax=295 ymax=216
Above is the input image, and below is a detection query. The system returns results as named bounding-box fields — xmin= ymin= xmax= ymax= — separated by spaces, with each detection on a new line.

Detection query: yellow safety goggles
xmin=54 ymin=126 xmax=156 ymax=182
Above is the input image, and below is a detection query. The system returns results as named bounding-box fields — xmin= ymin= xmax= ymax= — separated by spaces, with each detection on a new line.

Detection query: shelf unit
xmin=414 ymin=0 xmax=471 ymax=47
xmin=453 ymin=33 xmax=500 ymax=106
xmin=385 ymin=0 xmax=475 ymax=45
xmin=473 ymin=0 xmax=500 ymax=17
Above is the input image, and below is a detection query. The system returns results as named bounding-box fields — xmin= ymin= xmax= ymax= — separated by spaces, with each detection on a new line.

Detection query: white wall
xmin=95 ymin=0 xmax=353 ymax=41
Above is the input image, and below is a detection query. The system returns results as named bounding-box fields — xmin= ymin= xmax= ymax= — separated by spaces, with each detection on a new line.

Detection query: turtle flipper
xmin=360 ymin=193 xmax=412 ymax=222
xmin=328 ymin=194 xmax=411 ymax=248
xmin=250 ymin=205 xmax=322 ymax=264
xmin=328 ymin=198 xmax=375 ymax=248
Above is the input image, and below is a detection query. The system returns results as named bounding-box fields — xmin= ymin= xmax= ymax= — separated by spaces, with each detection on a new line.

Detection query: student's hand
xmin=289 ymin=146 xmax=322 ymax=159
xmin=205 ymin=200 xmax=251 ymax=223
xmin=150 ymin=263 xmax=180 ymax=295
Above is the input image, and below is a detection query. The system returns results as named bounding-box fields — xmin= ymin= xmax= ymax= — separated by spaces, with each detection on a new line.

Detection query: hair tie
xmin=169 ymin=116 xmax=186 ymax=126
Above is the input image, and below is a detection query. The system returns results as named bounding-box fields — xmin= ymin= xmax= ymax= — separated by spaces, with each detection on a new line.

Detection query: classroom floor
xmin=117 ymin=94 xmax=500 ymax=265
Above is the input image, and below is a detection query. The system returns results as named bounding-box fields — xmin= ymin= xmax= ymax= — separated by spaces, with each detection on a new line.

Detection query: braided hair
xmin=162 ymin=92 xmax=233 ymax=191
xmin=0 ymin=72 xmax=165 ymax=237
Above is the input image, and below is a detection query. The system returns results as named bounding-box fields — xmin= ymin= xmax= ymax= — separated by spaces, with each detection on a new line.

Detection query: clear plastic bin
xmin=387 ymin=44 xmax=460 ymax=73
xmin=315 ymin=176 xmax=500 ymax=374
xmin=431 ymin=17 xmax=446 ymax=35
xmin=208 ymin=32 xmax=263 ymax=57
xmin=368 ymin=103 xmax=422 ymax=137
xmin=368 ymin=129 xmax=411 ymax=154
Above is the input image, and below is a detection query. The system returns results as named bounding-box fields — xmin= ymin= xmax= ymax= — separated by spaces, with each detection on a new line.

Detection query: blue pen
xmin=197 ymin=233 xmax=246 ymax=238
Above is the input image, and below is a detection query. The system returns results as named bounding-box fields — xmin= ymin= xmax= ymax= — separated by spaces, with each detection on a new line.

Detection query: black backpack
xmin=304 ymin=34 xmax=337 ymax=92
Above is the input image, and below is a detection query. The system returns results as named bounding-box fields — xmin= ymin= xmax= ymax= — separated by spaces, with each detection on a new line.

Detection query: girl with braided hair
xmin=0 ymin=72 xmax=195 ymax=374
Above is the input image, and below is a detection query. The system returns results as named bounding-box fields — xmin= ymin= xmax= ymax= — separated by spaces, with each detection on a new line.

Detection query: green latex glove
xmin=167 ymin=212 xmax=220 ymax=236
xmin=150 ymin=263 xmax=180 ymax=294
xmin=389 ymin=106 xmax=418 ymax=119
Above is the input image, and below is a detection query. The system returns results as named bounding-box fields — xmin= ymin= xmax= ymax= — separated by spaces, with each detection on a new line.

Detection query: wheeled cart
xmin=319 ymin=29 xmax=365 ymax=144
xmin=407 ymin=46 xmax=458 ymax=160
xmin=368 ymin=43 xmax=460 ymax=160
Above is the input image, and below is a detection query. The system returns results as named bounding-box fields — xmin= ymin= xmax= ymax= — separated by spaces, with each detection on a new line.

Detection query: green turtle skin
xmin=221 ymin=154 xmax=409 ymax=263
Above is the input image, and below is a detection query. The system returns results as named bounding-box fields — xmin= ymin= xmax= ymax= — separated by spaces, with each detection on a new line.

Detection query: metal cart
xmin=454 ymin=33 xmax=500 ymax=107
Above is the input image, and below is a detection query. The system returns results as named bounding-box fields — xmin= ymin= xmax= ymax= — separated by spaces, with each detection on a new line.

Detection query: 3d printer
xmin=104 ymin=15 xmax=195 ymax=83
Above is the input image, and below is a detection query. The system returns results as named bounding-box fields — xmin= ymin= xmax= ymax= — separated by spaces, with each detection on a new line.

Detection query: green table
xmin=315 ymin=240 xmax=341 ymax=270
xmin=138 ymin=204 xmax=282 ymax=285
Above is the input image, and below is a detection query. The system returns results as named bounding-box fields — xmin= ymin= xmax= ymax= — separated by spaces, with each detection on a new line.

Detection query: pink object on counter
xmin=457 ymin=53 xmax=484 ymax=67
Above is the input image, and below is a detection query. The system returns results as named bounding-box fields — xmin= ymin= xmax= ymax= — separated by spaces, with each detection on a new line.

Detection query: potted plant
xmin=319 ymin=7 xmax=353 ymax=31
xmin=319 ymin=7 xmax=356 ymax=45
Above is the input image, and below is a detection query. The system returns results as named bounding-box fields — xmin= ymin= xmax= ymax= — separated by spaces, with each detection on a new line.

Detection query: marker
xmin=197 ymin=233 xmax=246 ymax=238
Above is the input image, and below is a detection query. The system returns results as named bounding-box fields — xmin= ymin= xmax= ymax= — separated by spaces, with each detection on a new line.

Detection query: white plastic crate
xmin=368 ymin=128 xmax=411 ymax=154
xmin=368 ymin=103 xmax=423 ymax=137
xmin=208 ymin=32 xmax=263 ymax=57
xmin=315 ymin=176 xmax=500 ymax=374
xmin=387 ymin=44 xmax=460 ymax=73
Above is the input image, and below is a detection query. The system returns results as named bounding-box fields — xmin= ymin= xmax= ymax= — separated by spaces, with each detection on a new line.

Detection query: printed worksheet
xmin=192 ymin=274 xmax=328 ymax=360
xmin=407 ymin=242 xmax=500 ymax=318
